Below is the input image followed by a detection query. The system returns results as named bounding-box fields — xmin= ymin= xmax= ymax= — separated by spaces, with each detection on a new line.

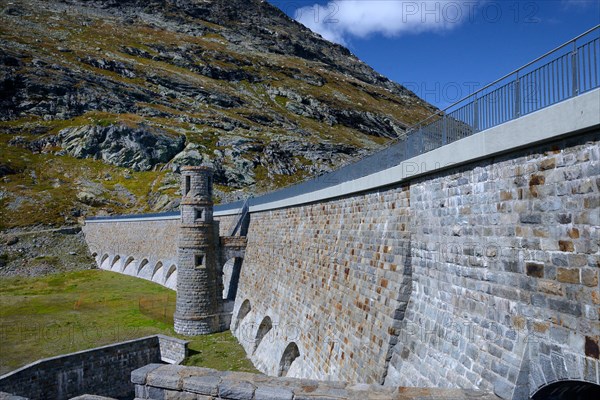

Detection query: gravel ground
xmin=0 ymin=226 xmax=96 ymax=277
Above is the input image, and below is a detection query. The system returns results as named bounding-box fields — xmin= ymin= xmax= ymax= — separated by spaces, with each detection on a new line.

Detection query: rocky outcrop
xmin=0 ymin=164 xmax=22 ymax=178
xmin=268 ymin=87 xmax=407 ymax=138
xmin=59 ymin=124 xmax=186 ymax=171
xmin=169 ymin=137 xmax=357 ymax=189
xmin=80 ymin=56 xmax=137 ymax=79
xmin=0 ymin=227 xmax=96 ymax=277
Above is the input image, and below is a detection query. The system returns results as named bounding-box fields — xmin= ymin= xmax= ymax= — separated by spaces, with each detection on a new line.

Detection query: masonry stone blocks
xmin=384 ymin=131 xmax=600 ymax=399
xmin=82 ymin=129 xmax=599 ymax=399
xmin=175 ymin=166 xmax=237 ymax=335
xmin=0 ymin=335 xmax=188 ymax=400
xmin=230 ymin=130 xmax=599 ymax=398
xmin=82 ymin=219 xmax=179 ymax=289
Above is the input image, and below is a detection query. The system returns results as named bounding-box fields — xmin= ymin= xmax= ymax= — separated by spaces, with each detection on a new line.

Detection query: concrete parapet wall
xmin=245 ymin=89 xmax=600 ymax=213
xmin=0 ymin=335 xmax=188 ymax=400
xmin=131 ymin=364 xmax=499 ymax=399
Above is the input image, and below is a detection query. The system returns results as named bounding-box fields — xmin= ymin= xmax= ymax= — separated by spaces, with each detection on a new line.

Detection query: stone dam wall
xmin=80 ymin=92 xmax=600 ymax=399
xmin=82 ymin=218 xmax=179 ymax=289
xmin=230 ymin=129 xmax=600 ymax=399
xmin=231 ymin=184 xmax=412 ymax=384
xmin=384 ymin=132 xmax=600 ymax=398
xmin=82 ymin=213 xmax=242 ymax=293
xmin=0 ymin=335 xmax=187 ymax=400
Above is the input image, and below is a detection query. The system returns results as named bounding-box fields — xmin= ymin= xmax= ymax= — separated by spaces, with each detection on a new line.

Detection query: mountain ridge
xmin=0 ymin=0 xmax=434 ymax=229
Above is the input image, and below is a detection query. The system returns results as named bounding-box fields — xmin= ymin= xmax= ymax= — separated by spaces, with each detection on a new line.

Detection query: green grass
xmin=0 ymin=270 xmax=257 ymax=375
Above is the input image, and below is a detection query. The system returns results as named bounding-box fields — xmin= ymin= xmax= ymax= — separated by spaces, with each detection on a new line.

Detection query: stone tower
xmin=174 ymin=166 xmax=223 ymax=335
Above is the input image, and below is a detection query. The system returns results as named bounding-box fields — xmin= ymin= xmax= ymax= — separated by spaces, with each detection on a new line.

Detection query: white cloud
xmin=295 ymin=1 xmax=478 ymax=45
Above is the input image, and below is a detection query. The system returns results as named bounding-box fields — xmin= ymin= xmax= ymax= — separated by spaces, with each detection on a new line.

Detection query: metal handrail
xmin=408 ymin=24 xmax=599 ymax=132
xmin=420 ymin=24 xmax=598 ymax=122
xmin=244 ymin=26 xmax=600 ymax=201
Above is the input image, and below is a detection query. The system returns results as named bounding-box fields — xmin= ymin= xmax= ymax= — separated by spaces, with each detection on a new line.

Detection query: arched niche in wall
xmin=278 ymin=342 xmax=300 ymax=377
xmin=110 ymin=255 xmax=121 ymax=270
xmin=99 ymin=254 xmax=110 ymax=269
xmin=137 ymin=259 xmax=149 ymax=275
xmin=165 ymin=264 xmax=177 ymax=281
xmin=165 ymin=264 xmax=177 ymax=288
xmin=234 ymin=299 xmax=251 ymax=331
xmin=151 ymin=262 xmax=163 ymax=283
xmin=121 ymin=256 xmax=135 ymax=273
xmin=253 ymin=316 xmax=272 ymax=354
xmin=532 ymin=380 xmax=600 ymax=400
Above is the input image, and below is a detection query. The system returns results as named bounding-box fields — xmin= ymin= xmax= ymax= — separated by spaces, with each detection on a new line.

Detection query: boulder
xmin=169 ymin=142 xmax=206 ymax=172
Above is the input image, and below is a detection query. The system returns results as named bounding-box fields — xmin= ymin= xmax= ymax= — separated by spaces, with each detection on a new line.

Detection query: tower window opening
xmin=195 ymin=254 xmax=205 ymax=269
xmin=195 ymin=208 xmax=203 ymax=221
xmin=185 ymin=175 xmax=191 ymax=195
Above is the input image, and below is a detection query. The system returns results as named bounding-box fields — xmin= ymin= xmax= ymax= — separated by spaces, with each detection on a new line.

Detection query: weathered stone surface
xmin=383 ymin=131 xmax=600 ymax=397
xmin=582 ymin=268 xmax=599 ymax=287
xmin=526 ymin=262 xmax=544 ymax=278
xmin=557 ymin=268 xmax=580 ymax=284
xmin=218 ymin=379 xmax=255 ymax=400
xmin=147 ymin=365 xmax=187 ymax=390
xmin=0 ymin=336 xmax=179 ymax=400
xmin=60 ymin=124 xmax=186 ymax=172
xmin=0 ymin=392 xmax=28 ymax=400
xmin=132 ymin=364 xmax=163 ymax=385
xmin=163 ymin=390 xmax=196 ymax=400
xmin=134 ymin=365 xmax=498 ymax=400
xmin=230 ymin=184 xmax=412 ymax=382
xmin=183 ymin=375 xmax=221 ymax=396
xmin=253 ymin=385 xmax=293 ymax=400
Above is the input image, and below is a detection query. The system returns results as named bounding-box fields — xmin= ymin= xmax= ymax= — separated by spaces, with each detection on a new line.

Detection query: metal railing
xmin=405 ymin=25 xmax=599 ymax=158
xmin=214 ymin=25 xmax=599 ymax=212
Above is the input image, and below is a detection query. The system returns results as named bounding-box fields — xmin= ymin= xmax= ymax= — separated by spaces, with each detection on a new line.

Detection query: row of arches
xmin=94 ymin=253 xmax=177 ymax=289
xmin=94 ymin=253 xmax=245 ymax=295
xmin=232 ymin=299 xmax=600 ymax=393
xmin=235 ymin=299 xmax=300 ymax=377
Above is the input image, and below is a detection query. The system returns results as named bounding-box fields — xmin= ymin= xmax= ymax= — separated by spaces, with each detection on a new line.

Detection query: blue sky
xmin=268 ymin=0 xmax=599 ymax=109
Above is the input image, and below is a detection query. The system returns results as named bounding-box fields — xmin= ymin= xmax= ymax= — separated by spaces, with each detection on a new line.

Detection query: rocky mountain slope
xmin=0 ymin=0 xmax=434 ymax=229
